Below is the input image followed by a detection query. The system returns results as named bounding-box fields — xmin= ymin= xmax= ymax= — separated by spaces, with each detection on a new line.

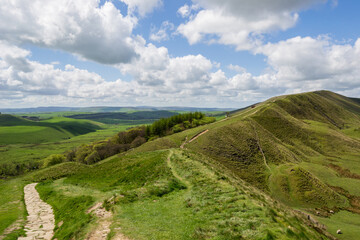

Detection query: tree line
xmin=57 ymin=112 xmax=214 ymax=165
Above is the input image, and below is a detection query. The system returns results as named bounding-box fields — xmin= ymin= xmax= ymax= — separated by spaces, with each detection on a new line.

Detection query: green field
xmin=316 ymin=211 xmax=360 ymax=240
xmin=0 ymin=115 xmax=102 ymax=144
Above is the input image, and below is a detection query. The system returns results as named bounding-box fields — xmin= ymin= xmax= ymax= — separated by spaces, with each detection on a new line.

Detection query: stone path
xmin=18 ymin=183 xmax=55 ymax=240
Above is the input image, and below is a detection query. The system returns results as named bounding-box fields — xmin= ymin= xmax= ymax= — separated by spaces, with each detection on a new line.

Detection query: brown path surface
xmin=18 ymin=183 xmax=55 ymax=240
xmin=180 ymin=136 xmax=188 ymax=149
xmin=86 ymin=202 xmax=131 ymax=240
xmin=188 ymin=129 xmax=209 ymax=143
xmin=86 ymin=203 xmax=112 ymax=240
xmin=251 ymin=123 xmax=271 ymax=171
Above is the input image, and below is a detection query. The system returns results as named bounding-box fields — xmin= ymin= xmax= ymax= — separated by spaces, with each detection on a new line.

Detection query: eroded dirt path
xmin=86 ymin=203 xmax=112 ymax=240
xmin=86 ymin=202 xmax=132 ymax=240
xmin=251 ymin=123 xmax=271 ymax=171
xmin=18 ymin=183 xmax=55 ymax=240
xmin=180 ymin=129 xmax=208 ymax=149
xmin=180 ymin=136 xmax=188 ymax=149
xmin=188 ymin=129 xmax=209 ymax=143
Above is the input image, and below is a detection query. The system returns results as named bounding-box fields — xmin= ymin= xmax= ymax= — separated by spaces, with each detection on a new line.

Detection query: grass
xmin=114 ymin=149 xmax=324 ymax=239
xmin=300 ymin=160 xmax=360 ymax=196
xmin=8 ymin=148 xmax=325 ymax=239
xmin=114 ymin=191 xmax=196 ymax=240
xmin=0 ymin=178 xmax=26 ymax=239
xmin=27 ymin=162 xmax=90 ymax=182
xmin=0 ymin=115 xmax=101 ymax=145
xmin=0 ymin=120 xmax=150 ymax=177
xmin=67 ymin=110 xmax=178 ymax=124
xmin=28 ymin=150 xmax=186 ymax=239
xmin=268 ymin=164 xmax=348 ymax=208
xmin=63 ymin=150 xmax=187 ymax=203
xmin=0 ymin=126 xmax=70 ymax=145
xmin=316 ymin=211 xmax=360 ymax=240
xmin=36 ymin=182 xmax=94 ymax=240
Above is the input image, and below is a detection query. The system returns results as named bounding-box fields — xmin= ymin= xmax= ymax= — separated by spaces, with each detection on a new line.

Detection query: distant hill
xmin=0 ymin=106 xmax=234 ymax=114
xmin=66 ymin=110 xmax=179 ymax=124
xmin=0 ymin=114 xmax=101 ymax=144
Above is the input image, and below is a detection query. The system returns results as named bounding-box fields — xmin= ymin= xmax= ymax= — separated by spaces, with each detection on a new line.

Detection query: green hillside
xmin=181 ymin=91 xmax=360 ymax=239
xmin=1 ymin=90 xmax=360 ymax=239
xmin=66 ymin=110 xmax=179 ymax=124
xmin=0 ymin=115 xmax=101 ymax=144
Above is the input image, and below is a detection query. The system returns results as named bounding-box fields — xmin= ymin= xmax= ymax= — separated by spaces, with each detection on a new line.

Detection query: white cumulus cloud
xmin=0 ymin=0 xmax=138 ymax=64
xmin=150 ymin=21 xmax=175 ymax=42
xmin=120 ymin=0 xmax=163 ymax=16
xmin=178 ymin=0 xmax=328 ymax=50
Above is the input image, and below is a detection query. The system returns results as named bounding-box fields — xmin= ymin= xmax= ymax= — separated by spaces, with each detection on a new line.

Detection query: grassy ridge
xmin=183 ymin=91 xmax=360 ymax=203
xmin=176 ymin=91 xmax=360 ymax=238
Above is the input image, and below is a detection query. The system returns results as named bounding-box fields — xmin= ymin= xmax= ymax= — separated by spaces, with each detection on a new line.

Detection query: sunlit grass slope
xmin=29 ymin=149 xmax=326 ymax=239
xmin=0 ymin=115 xmax=101 ymax=145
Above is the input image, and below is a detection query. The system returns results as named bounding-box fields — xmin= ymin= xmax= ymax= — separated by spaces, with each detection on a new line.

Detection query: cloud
xmin=150 ymin=21 xmax=175 ymax=42
xmin=178 ymin=0 xmax=328 ymax=50
xmin=256 ymin=36 xmax=360 ymax=93
xmin=118 ymin=43 xmax=215 ymax=91
xmin=177 ymin=4 xmax=200 ymax=18
xmin=117 ymin=42 xmax=263 ymax=101
xmin=228 ymin=64 xmax=247 ymax=73
xmin=177 ymin=4 xmax=191 ymax=18
xmin=2 ymin=30 xmax=360 ymax=108
xmin=0 ymin=40 xmax=260 ymax=107
xmin=120 ymin=0 xmax=163 ymax=16
xmin=0 ymin=0 xmax=138 ymax=64
xmin=0 ymin=41 xmax=132 ymax=100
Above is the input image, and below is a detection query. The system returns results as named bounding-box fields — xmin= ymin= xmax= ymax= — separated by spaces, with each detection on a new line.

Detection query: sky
xmin=1 ymin=0 xmax=360 ymax=108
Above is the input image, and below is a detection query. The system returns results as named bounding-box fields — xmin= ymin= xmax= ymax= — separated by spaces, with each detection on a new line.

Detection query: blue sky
xmin=0 ymin=0 xmax=360 ymax=108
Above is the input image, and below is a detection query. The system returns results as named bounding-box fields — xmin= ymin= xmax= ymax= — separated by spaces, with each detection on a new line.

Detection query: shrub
xmin=43 ymin=154 xmax=66 ymax=167
xmin=130 ymin=136 xmax=146 ymax=148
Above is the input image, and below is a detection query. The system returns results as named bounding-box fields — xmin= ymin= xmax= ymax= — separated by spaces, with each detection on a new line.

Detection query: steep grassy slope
xmin=178 ymin=91 xmax=360 ymax=239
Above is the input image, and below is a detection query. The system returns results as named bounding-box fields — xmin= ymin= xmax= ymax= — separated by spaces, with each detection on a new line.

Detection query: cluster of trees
xmin=56 ymin=112 xmax=214 ymax=166
xmin=0 ymin=160 xmax=41 ymax=177
xmin=145 ymin=112 xmax=212 ymax=138
xmin=64 ymin=127 xmax=147 ymax=165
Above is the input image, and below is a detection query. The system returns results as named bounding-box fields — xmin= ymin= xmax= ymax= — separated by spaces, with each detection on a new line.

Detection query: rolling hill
xmin=66 ymin=110 xmax=179 ymax=124
xmin=1 ymin=90 xmax=360 ymax=239
xmin=0 ymin=115 xmax=101 ymax=145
